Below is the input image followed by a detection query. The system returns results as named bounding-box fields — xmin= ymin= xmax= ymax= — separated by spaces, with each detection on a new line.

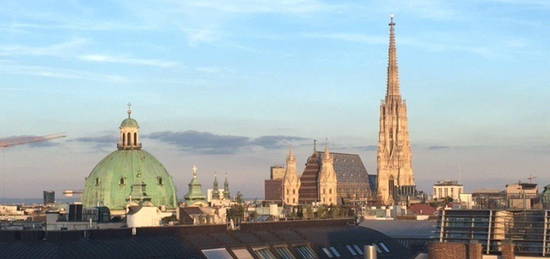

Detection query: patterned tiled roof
xmin=299 ymin=151 xmax=372 ymax=204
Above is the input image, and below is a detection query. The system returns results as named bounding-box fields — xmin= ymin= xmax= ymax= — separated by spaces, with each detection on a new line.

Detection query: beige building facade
xmin=282 ymin=149 xmax=301 ymax=206
xmin=377 ymin=16 xmax=415 ymax=205
xmin=433 ymin=180 xmax=464 ymax=201
xmin=318 ymin=147 xmax=337 ymax=206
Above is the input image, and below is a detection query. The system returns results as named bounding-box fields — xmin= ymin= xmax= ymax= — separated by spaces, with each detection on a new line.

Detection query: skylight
xmin=201 ymin=248 xmax=233 ymax=259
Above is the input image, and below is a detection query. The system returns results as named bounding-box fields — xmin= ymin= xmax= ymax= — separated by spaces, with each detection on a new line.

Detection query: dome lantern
xmin=118 ymin=103 xmax=142 ymax=150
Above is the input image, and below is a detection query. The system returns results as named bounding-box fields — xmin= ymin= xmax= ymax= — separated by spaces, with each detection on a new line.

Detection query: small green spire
xmin=212 ymin=173 xmax=220 ymax=200
xmin=223 ymin=173 xmax=230 ymax=200
xmin=184 ymin=165 xmax=206 ymax=204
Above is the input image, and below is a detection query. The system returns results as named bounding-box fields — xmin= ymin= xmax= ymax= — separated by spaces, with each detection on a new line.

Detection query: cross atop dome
xmin=389 ymin=14 xmax=395 ymax=26
xmin=127 ymin=102 xmax=132 ymax=118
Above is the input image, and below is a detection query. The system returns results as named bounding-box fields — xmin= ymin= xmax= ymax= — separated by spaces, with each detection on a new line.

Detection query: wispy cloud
xmin=181 ymin=28 xmax=222 ymax=47
xmin=183 ymin=0 xmax=337 ymax=14
xmin=146 ymin=130 xmax=308 ymax=154
xmin=489 ymin=0 xmax=550 ymax=9
xmin=428 ymin=145 xmax=451 ymax=150
xmin=0 ymin=62 xmax=128 ymax=83
xmin=0 ymin=135 xmax=64 ymax=149
xmin=79 ymin=54 xmax=180 ymax=68
xmin=0 ymin=38 xmax=88 ymax=57
xmin=307 ymin=32 xmax=501 ymax=58
xmin=305 ymin=33 xmax=386 ymax=45
xmin=69 ymin=135 xmax=118 ymax=151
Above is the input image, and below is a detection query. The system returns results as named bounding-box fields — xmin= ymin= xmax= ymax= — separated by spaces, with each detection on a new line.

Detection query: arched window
xmin=323 ymin=188 xmax=326 ymax=194
xmin=126 ymin=132 xmax=131 ymax=146
xmin=158 ymin=177 xmax=163 ymax=185
xmin=134 ymin=132 xmax=137 ymax=145
xmin=122 ymin=133 xmax=126 ymax=145
xmin=120 ymin=177 xmax=125 ymax=185
xmin=95 ymin=178 xmax=100 ymax=186
xmin=293 ymin=198 xmax=295 ymax=203
xmin=286 ymin=189 xmax=289 ymax=195
xmin=329 ymin=188 xmax=332 ymax=194
xmin=293 ymin=189 xmax=295 ymax=194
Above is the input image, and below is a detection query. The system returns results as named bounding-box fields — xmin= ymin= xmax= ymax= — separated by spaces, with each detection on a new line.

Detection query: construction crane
xmin=0 ymin=134 xmax=66 ymax=149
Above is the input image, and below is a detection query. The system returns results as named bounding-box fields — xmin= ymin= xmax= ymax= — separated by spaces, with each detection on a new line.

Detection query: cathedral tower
xmin=282 ymin=148 xmax=300 ymax=206
xmin=319 ymin=145 xmax=337 ymax=206
xmin=377 ymin=16 xmax=415 ymax=205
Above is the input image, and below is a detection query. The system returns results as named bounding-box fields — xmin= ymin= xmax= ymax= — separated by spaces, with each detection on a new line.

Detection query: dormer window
xmin=120 ymin=177 xmax=126 ymax=185
xmin=158 ymin=177 xmax=163 ymax=185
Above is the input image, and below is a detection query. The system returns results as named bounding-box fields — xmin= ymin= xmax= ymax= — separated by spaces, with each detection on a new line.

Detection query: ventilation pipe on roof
xmin=364 ymin=245 xmax=377 ymax=259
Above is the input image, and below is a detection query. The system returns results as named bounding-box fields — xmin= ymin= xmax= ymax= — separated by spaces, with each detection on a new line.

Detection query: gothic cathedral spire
xmin=377 ymin=15 xmax=415 ymax=205
xmin=387 ymin=15 xmax=400 ymax=97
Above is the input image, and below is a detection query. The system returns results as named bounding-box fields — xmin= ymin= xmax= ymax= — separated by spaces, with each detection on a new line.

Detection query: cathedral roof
xmin=314 ymin=151 xmax=371 ymax=185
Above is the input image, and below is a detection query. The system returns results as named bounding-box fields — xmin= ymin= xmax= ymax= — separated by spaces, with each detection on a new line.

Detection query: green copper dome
xmin=82 ymin=149 xmax=177 ymax=211
xmin=120 ymin=118 xmax=139 ymax=128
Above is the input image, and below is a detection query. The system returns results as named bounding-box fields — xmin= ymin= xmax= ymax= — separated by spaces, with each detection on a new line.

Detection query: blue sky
xmin=0 ymin=0 xmax=549 ymax=199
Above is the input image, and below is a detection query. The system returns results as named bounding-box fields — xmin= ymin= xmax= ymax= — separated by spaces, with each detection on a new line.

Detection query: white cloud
xmin=0 ymin=38 xmax=88 ymax=57
xmin=183 ymin=0 xmax=336 ymax=14
xmin=306 ymin=33 xmax=387 ymax=45
xmin=79 ymin=54 xmax=180 ymax=68
xmin=182 ymin=28 xmax=221 ymax=47
xmin=0 ymin=62 xmax=128 ymax=83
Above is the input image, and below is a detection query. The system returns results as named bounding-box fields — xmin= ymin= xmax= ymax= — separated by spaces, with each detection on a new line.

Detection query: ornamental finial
xmin=127 ymin=102 xmax=132 ymax=118
xmin=192 ymin=165 xmax=198 ymax=177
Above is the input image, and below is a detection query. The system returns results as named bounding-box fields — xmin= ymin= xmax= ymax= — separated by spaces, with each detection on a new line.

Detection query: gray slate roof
xmin=0 ymin=219 xmax=411 ymax=259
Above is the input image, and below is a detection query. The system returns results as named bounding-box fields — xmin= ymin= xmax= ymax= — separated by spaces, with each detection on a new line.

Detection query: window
xmin=322 ymin=248 xmax=333 ymax=258
xmin=352 ymin=245 xmax=363 ymax=255
xmin=329 ymin=188 xmax=332 ymax=194
xmin=122 ymin=134 xmax=126 ymax=145
xmin=345 ymin=245 xmax=357 ymax=256
xmin=293 ymin=198 xmax=295 ymax=203
xmin=119 ymin=177 xmax=125 ymax=185
xmin=293 ymin=189 xmax=296 ymax=194
xmin=287 ymin=189 xmax=289 ymax=195
xmin=95 ymin=178 xmax=100 ymax=186
xmin=378 ymin=242 xmax=390 ymax=253
xmin=294 ymin=245 xmax=316 ymax=259
xmin=134 ymin=132 xmax=137 ymax=145
xmin=329 ymin=247 xmax=341 ymax=257
xmin=201 ymin=248 xmax=233 ymax=259
xmin=323 ymin=188 xmax=326 ymax=194
xmin=275 ymin=247 xmax=295 ymax=259
xmin=158 ymin=177 xmax=163 ymax=185
xmin=126 ymin=132 xmax=131 ymax=145
xmin=253 ymin=247 xmax=277 ymax=259
xmin=232 ymin=248 xmax=254 ymax=259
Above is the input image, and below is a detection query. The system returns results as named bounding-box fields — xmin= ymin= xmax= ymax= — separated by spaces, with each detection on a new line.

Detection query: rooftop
xmin=0 ymin=219 xmax=411 ymax=258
